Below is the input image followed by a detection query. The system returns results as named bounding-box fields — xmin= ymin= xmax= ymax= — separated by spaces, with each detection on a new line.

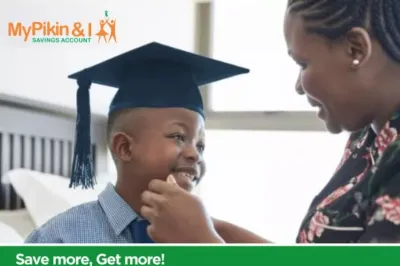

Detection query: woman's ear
xmin=345 ymin=27 xmax=372 ymax=68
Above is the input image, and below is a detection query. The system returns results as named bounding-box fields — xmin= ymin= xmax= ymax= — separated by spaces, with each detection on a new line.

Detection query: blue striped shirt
xmin=25 ymin=183 xmax=139 ymax=243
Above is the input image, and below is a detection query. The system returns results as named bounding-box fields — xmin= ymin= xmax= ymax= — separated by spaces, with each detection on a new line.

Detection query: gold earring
xmin=352 ymin=59 xmax=360 ymax=66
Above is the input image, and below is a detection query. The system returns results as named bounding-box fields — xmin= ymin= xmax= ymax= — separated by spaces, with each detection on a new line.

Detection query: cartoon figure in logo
xmin=95 ymin=19 xmax=109 ymax=43
xmin=106 ymin=19 xmax=117 ymax=43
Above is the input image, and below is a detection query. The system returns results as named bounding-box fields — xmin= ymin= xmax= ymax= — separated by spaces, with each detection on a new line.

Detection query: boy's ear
xmin=111 ymin=131 xmax=135 ymax=162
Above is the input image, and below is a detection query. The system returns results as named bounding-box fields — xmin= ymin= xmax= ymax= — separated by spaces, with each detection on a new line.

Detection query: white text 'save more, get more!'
xmin=15 ymin=253 xmax=166 ymax=266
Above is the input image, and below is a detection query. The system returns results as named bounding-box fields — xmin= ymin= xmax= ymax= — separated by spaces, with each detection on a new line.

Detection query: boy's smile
xmin=172 ymin=166 xmax=200 ymax=191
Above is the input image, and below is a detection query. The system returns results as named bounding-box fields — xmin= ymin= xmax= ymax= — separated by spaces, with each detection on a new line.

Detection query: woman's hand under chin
xmin=140 ymin=175 xmax=224 ymax=243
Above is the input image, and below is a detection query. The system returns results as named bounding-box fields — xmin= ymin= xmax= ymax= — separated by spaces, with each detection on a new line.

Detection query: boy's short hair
xmin=106 ymin=109 xmax=123 ymax=143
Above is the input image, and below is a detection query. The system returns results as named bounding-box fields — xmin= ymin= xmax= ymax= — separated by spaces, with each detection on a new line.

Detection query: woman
xmin=139 ymin=0 xmax=400 ymax=243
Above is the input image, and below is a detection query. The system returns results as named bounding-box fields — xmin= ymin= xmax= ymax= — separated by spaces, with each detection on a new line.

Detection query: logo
xmin=96 ymin=10 xmax=117 ymax=43
xmin=7 ymin=11 xmax=117 ymax=44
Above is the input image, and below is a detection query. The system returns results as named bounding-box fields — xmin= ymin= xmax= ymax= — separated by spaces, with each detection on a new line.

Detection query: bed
xmin=0 ymin=219 xmax=24 ymax=243
xmin=1 ymin=169 xmax=114 ymax=241
xmin=0 ymin=94 xmax=108 ymax=243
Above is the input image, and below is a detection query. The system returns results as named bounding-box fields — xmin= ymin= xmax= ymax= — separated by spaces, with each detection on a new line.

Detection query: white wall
xmin=202 ymin=130 xmax=348 ymax=243
xmin=0 ymin=0 xmax=196 ymax=116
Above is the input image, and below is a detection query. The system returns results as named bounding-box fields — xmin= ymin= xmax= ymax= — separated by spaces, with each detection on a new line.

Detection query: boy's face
xmin=112 ymin=107 xmax=206 ymax=192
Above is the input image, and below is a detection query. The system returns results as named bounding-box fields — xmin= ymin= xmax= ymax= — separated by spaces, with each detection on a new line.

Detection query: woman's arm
xmin=213 ymin=218 xmax=273 ymax=243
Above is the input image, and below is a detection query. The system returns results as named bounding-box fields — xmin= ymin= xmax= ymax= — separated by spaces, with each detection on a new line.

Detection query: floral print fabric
xmin=296 ymin=114 xmax=400 ymax=243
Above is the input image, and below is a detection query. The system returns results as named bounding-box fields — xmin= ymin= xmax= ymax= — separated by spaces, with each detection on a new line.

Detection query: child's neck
xmin=114 ymin=179 xmax=143 ymax=217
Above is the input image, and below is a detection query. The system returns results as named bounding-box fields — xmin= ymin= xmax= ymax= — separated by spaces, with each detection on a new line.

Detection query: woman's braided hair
xmin=287 ymin=0 xmax=400 ymax=63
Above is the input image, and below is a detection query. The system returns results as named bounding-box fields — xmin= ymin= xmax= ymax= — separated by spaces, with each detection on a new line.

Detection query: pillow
xmin=0 ymin=221 xmax=23 ymax=243
xmin=0 ymin=210 xmax=35 ymax=239
xmin=6 ymin=169 xmax=114 ymax=228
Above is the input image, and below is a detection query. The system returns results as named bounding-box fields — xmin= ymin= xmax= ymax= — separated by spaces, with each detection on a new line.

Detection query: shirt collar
xmin=98 ymin=183 xmax=139 ymax=235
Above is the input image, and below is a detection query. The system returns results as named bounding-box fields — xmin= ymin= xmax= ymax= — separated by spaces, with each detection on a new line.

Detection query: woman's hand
xmin=140 ymin=175 xmax=224 ymax=243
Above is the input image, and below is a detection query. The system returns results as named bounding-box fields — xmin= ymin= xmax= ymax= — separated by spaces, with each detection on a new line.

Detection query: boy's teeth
xmin=176 ymin=172 xmax=194 ymax=180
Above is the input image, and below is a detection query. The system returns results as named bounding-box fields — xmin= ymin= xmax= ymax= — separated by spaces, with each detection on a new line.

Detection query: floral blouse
xmin=296 ymin=113 xmax=400 ymax=243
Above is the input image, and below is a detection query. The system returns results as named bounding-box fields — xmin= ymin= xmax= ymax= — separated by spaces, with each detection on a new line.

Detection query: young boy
xmin=25 ymin=42 xmax=249 ymax=243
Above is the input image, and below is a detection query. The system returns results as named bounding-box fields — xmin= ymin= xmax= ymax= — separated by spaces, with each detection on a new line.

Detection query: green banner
xmin=0 ymin=245 xmax=398 ymax=266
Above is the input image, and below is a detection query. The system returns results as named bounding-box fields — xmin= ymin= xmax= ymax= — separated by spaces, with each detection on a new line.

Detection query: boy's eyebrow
xmin=167 ymin=120 xmax=189 ymax=130
xmin=166 ymin=120 xmax=205 ymax=136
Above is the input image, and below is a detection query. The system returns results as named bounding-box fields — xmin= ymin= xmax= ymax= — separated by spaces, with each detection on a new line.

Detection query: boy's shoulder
xmin=25 ymin=200 xmax=104 ymax=243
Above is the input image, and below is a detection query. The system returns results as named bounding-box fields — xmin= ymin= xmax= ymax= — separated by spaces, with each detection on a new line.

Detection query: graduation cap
xmin=68 ymin=42 xmax=249 ymax=189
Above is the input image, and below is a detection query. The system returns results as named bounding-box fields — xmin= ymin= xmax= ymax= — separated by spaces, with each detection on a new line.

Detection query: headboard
xmin=0 ymin=94 xmax=108 ymax=210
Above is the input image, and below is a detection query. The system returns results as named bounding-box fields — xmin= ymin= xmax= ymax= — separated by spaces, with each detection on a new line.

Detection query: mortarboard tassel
xmin=69 ymin=77 xmax=95 ymax=189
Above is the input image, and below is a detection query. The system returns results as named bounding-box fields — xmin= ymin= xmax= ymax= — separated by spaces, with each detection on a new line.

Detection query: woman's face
xmin=284 ymin=12 xmax=377 ymax=134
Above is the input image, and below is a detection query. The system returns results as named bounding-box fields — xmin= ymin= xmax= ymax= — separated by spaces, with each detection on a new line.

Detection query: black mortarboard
xmin=68 ymin=42 xmax=249 ymax=189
